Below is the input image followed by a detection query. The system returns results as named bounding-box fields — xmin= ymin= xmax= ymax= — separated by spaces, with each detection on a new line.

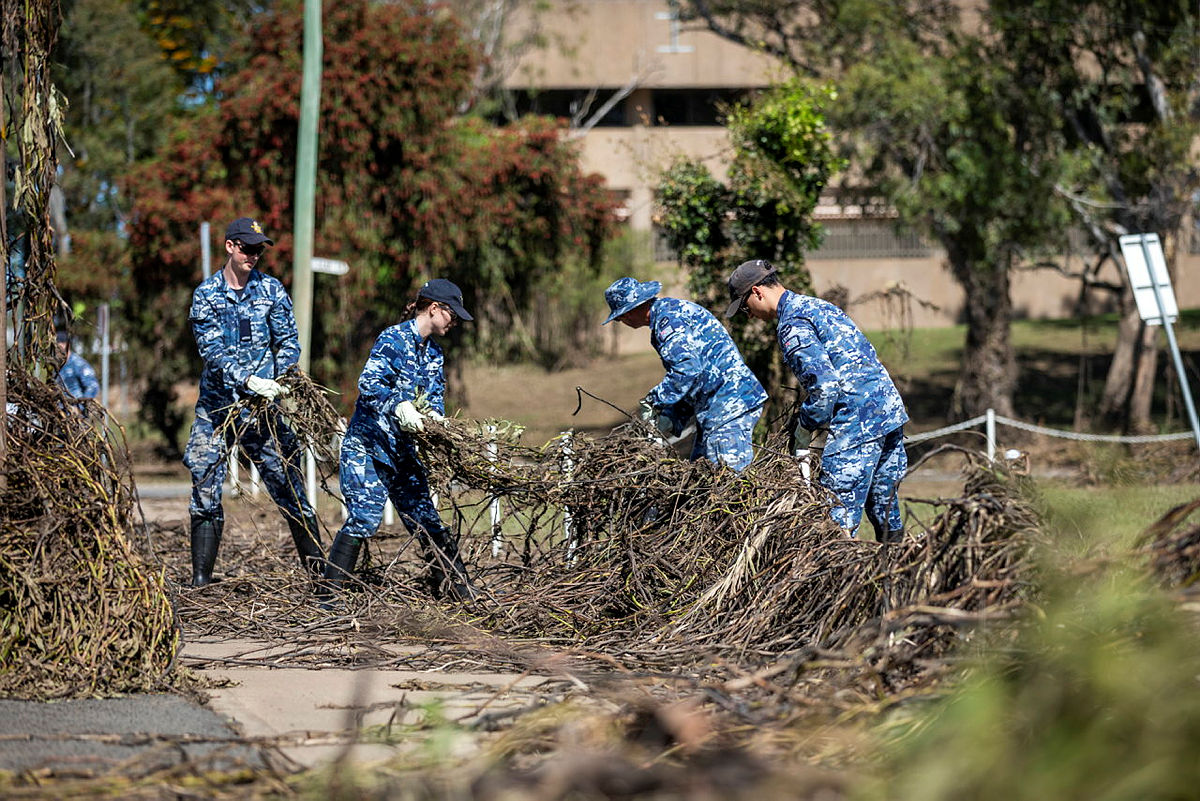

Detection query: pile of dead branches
xmin=1137 ymin=498 xmax=1200 ymax=592
xmin=155 ymin=412 xmax=1039 ymax=702
xmin=0 ymin=368 xmax=179 ymax=699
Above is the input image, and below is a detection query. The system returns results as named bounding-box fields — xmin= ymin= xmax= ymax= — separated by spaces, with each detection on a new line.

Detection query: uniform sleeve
xmin=357 ymin=329 xmax=430 ymax=419
xmin=268 ymin=285 xmax=300 ymax=376
xmin=645 ymin=325 xmax=703 ymax=411
xmin=190 ymin=286 xmax=251 ymax=389
xmin=780 ymin=317 xmax=841 ymax=430
xmin=423 ymin=348 xmax=446 ymax=415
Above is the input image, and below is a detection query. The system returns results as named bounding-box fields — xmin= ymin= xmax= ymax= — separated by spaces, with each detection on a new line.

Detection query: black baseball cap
xmin=724 ymin=259 xmax=778 ymax=317
xmin=225 ymin=217 xmax=274 ymax=246
xmin=418 ymin=278 xmax=473 ymax=321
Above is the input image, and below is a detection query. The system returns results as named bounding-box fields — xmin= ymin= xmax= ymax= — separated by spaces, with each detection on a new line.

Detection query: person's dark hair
xmin=758 ymin=273 xmax=781 ymax=288
xmin=404 ymin=296 xmax=437 ymax=319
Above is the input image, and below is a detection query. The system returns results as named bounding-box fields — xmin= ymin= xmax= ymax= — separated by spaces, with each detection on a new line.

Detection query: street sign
xmin=311 ymin=257 xmax=349 ymax=275
xmin=1118 ymin=232 xmax=1200 ymax=451
xmin=1118 ymin=233 xmax=1176 ymax=325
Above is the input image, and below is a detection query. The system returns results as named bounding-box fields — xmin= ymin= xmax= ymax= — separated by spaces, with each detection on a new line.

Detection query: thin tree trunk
xmin=1098 ymin=305 xmax=1141 ymax=426
xmin=1129 ymin=323 xmax=1159 ymax=432
xmin=950 ymin=254 xmax=1016 ymax=418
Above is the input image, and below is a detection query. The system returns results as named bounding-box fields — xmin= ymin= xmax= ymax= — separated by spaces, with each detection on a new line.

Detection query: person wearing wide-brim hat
xmin=319 ymin=278 xmax=479 ymax=606
xmin=602 ymin=276 xmax=766 ymax=471
xmin=724 ymin=259 xmax=909 ymax=541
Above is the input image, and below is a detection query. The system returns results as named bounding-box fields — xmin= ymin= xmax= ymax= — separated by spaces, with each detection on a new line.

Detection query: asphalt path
xmin=0 ymin=695 xmax=267 ymax=775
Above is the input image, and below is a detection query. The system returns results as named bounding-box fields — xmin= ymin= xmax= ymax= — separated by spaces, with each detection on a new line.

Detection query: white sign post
xmin=311 ymin=257 xmax=349 ymax=275
xmin=1118 ymin=233 xmax=1200 ymax=451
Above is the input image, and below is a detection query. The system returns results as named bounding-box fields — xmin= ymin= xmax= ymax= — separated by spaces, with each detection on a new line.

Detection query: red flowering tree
xmin=125 ymin=0 xmax=614 ymax=452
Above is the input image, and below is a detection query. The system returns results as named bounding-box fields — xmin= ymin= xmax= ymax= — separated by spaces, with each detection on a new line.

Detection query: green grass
xmin=1034 ymin=481 xmax=1200 ymax=552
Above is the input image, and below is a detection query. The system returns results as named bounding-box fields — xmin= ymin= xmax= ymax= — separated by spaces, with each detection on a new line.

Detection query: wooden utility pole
xmin=292 ymin=0 xmax=322 ymax=372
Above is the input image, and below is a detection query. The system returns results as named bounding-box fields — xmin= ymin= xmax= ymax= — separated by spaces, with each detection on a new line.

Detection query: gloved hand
xmin=791 ymin=420 xmax=813 ymax=455
xmin=426 ymin=409 xmax=448 ymax=426
xmin=638 ymin=399 xmax=673 ymax=437
xmin=246 ymin=375 xmax=287 ymax=401
xmin=394 ymin=399 xmax=426 ymax=432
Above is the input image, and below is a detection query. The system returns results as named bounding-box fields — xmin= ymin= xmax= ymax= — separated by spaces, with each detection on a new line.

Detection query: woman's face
xmin=427 ymin=302 xmax=457 ymax=337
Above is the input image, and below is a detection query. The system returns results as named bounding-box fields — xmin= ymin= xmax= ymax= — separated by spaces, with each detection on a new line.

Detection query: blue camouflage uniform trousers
xmin=335 ymin=319 xmax=456 ymax=551
xmin=777 ymin=289 xmax=910 ymax=536
xmin=184 ymin=267 xmax=315 ymax=526
xmin=646 ymin=297 xmax=766 ymax=472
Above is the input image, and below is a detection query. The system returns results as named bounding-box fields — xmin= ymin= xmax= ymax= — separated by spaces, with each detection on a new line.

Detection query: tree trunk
xmin=950 ymin=254 xmax=1016 ymax=419
xmin=1128 ymin=324 xmax=1159 ymax=432
xmin=1098 ymin=304 xmax=1140 ymax=426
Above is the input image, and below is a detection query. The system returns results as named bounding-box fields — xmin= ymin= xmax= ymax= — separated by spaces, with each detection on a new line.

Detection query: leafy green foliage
xmin=655 ymin=80 xmax=840 ymax=423
xmin=121 ymin=0 xmax=614 ymax=450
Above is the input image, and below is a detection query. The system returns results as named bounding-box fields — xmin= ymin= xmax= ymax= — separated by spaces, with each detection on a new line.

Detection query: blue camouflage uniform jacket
xmin=645 ymin=297 xmax=767 ymax=435
xmin=777 ymin=290 xmax=908 ymax=456
xmin=345 ymin=319 xmax=445 ymax=461
xmin=189 ymin=269 xmax=300 ymax=410
xmin=59 ymin=351 xmax=99 ymax=400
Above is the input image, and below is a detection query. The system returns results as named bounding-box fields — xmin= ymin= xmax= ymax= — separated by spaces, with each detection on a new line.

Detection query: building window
xmin=652 ymin=224 xmax=678 ymax=262
xmin=808 ymin=219 xmax=932 ymax=260
xmin=653 ymin=89 xmax=747 ymax=126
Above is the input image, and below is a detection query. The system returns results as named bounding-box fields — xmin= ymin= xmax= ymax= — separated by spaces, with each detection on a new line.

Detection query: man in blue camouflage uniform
xmin=726 ymin=260 xmax=909 ymax=541
xmin=183 ymin=217 xmax=323 ymax=586
xmin=318 ymin=279 xmax=478 ymax=605
xmin=56 ymin=331 xmax=100 ymax=403
xmin=603 ymin=277 xmax=766 ymax=471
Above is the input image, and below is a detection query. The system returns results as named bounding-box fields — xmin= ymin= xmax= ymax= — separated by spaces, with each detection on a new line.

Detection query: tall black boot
xmin=287 ymin=515 xmax=326 ymax=578
xmin=316 ymin=531 xmax=363 ymax=607
xmin=190 ymin=516 xmax=222 ymax=587
xmin=423 ymin=528 xmax=478 ymax=602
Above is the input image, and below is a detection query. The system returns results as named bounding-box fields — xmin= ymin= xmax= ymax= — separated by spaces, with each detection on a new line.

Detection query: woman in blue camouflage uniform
xmin=319 ymin=279 xmax=477 ymax=604
xmin=602 ymin=277 xmax=767 ymax=471
xmin=726 ymin=259 xmax=909 ymax=541
xmin=183 ymin=217 xmax=323 ymax=586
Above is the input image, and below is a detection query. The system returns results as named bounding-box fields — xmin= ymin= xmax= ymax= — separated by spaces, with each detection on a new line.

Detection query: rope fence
xmin=905 ymin=408 xmax=1195 ymax=461
xmin=219 ymin=409 xmax=1194 ymax=524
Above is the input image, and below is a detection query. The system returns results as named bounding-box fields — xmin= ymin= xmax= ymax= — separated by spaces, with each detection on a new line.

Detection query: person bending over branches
xmin=602 ymin=276 xmax=766 ymax=472
xmin=725 ymin=259 xmax=909 ymax=541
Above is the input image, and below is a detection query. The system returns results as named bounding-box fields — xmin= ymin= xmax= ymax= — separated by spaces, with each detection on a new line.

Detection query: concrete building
xmin=501 ymin=0 xmax=1199 ymax=330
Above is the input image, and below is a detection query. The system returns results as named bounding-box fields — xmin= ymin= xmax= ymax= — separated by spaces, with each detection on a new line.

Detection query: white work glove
xmin=638 ymin=399 xmax=673 ymax=437
xmin=426 ymin=409 xmax=448 ymax=426
xmin=246 ymin=375 xmax=287 ymax=401
xmin=394 ymin=399 xmax=426 ymax=432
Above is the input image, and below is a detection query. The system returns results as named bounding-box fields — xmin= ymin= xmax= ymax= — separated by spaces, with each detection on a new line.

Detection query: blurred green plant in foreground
xmin=865 ymin=531 xmax=1200 ymax=801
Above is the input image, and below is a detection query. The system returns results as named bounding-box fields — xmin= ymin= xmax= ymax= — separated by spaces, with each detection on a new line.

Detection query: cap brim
xmin=723 ymin=295 xmax=745 ymax=318
xmin=446 ymin=300 xmax=473 ymax=321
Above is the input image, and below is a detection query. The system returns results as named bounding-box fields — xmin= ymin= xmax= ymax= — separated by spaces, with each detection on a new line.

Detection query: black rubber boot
xmin=874 ymin=524 xmax=904 ymax=545
xmin=287 ymin=515 xmax=326 ymax=578
xmin=316 ymin=532 xmax=363 ymax=608
xmin=422 ymin=527 xmax=478 ymax=602
xmin=190 ymin=516 xmax=222 ymax=587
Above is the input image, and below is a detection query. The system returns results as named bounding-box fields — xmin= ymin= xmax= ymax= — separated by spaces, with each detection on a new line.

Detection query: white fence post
xmin=228 ymin=449 xmax=241 ymax=496
xmin=305 ymin=448 xmax=317 ymax=508
xmin=562 ymin=430 xmax=577 ymax=562
xmin=488 ymin=425 xmax=502 ymax=557
xmin=985 ymin=408 xmax=996 ymax=462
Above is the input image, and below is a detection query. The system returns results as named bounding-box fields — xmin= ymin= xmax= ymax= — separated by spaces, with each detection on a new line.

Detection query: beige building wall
xmin=504 ymin=1 xmax=1198 ymax=332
